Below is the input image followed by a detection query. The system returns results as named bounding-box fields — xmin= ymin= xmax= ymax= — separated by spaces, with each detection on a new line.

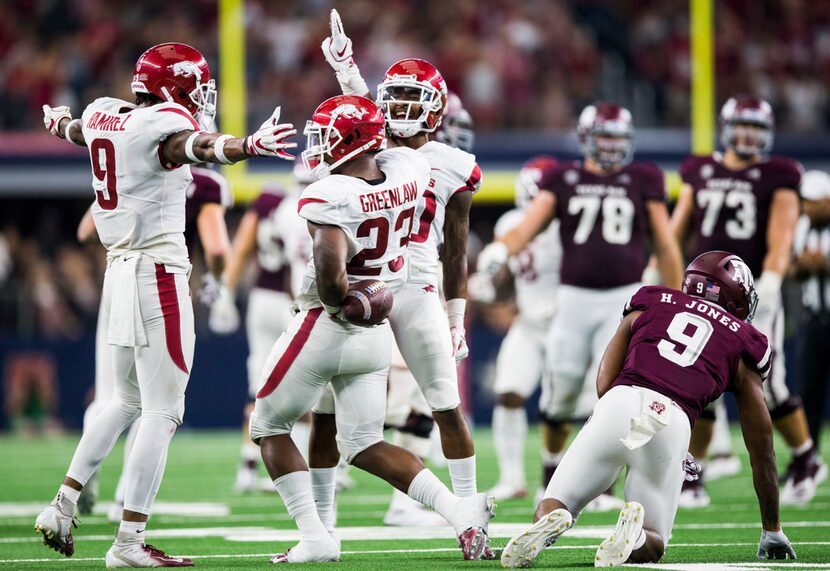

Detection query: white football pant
xmin=246 ymin=288 xmax=294 ymax=398
xmin=545 ymin=385 xmax=690 ymax=545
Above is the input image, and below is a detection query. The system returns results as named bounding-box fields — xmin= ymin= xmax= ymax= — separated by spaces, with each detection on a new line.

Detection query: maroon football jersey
xmin=611 ymin=285 xmax=772 ymax=425
xmin=679 ymin=154 xmax=801 ymax=276
xmin=251 ymin=186 xmax=289 ymax=292
xmin=538 ymin=161 xmax=667 ymax=289
xmin=184 ymin=166 xmax=233 ymax=255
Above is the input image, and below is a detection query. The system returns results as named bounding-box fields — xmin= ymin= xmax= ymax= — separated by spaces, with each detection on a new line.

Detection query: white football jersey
xmin=495 ymin=209 xmax=561 ymax=320
xmin=297 ymin=147 xmax=430 ymax=307
xmin=273 ymin=191 xmax=313 ymax=298
xmin=408 ymin=141 xmax=481 ymax=280
xmin=81 ymin=97 xmax=199 ymax=268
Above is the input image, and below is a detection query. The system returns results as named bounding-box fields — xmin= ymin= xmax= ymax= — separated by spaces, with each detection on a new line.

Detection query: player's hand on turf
xmin=757 ymin=529 xmax=797 ymax=560
xmin=682 ymin=452 xmax=701 ymax=482
xmin=42 ymin=104 xmax=72 ymax=138
xmin=476 ymin=242 xmax=509 ymax=275
xmin=321 ymin=9 xmax=354 ymax=72
xmin=244 ymin=107 xmax=297 ymax=161
xmin=208 ymin=286 xmax=240 ymax=335
xmin=467 ymin=272 xmax=497 ymax=304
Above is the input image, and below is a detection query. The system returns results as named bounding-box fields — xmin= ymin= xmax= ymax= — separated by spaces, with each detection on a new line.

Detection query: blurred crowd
xmin=2 ymin=0 xmax=830 ymax=132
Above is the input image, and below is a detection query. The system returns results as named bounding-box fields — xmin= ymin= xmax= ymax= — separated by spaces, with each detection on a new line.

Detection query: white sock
xmin=291 ymin=421 xmax=312 ymax=462
xmin=57 ymin=485 xmax=80 ymax=508
xmin=122 ymin=416 xmax=176 ymax=515
xmin=274 ymin=471 xmax=328 ymax=539
xmin=493 ymin=405 xmax=527 ymax=485
xmin=794 ymin=439 xmax=814 ymax=456
xmin=446 ymin=456 xmax=477 ymax=496
xmin=116 ymin=520 xmax=146 ymax=546
xmin=406 ymin=469 xmax=458 ymax=525
xmin=633 ymin=529 xmax=647 ymax=550
xmin=310 ymin=467 xmax=337 ymax=532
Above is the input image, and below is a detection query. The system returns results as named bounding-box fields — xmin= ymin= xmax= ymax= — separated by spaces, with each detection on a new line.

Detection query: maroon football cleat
xmin=458 ymin=527 xmax=490 ymax=560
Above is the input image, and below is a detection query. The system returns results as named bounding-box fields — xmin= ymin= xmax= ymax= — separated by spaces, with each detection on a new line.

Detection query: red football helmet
xmin=301 ymin=95 xmax=386 ymax=178
xmin=377 ymin=58 xmax=448 ymax=138
xmin=682 ymin=250 xmax=758 ymax=322
xmin=131 ymin=43 xmax=216 ymax=126
xmin=720 ymin=96 xmax=774 ymax=158
xmin=577 ymin=102 xmax=634 ymax=169
xmin=434 ymin=91 xmax=475 ymax=152
xmin=515 ymin=155 xmax=558 ymax=209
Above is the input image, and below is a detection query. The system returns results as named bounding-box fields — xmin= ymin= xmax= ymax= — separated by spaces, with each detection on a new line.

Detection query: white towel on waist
xmin=620 ymin=388 xmax=673 ymax=450
xmin=107 ymin=254 xmax=148 ymax=347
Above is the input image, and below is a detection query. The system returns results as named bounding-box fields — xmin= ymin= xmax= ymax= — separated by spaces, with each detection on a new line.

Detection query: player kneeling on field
xmin=501 ymin=251 xmax=796 ymax=568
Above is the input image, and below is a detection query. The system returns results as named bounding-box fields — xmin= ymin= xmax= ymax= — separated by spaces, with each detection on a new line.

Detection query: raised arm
xmin=595 ymin=310 xmax=639 ymax=397
xmin=321 ymin=9 xmax=372 ymax=98
xmin=647 ymin=201 xmax=684 ymax=289
xmin=43 ymin=105 xmax=86 ymax=147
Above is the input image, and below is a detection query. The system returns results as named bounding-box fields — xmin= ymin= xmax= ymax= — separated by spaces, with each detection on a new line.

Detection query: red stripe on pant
xmin=154 ymin=263 xmax=189 ymax=374
xmin=257 ymin=307 xmax=324 ymax=399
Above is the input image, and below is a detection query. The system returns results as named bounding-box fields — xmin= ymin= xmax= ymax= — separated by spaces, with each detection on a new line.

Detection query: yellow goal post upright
xmin=691 ymin=0 xmax=716 ymax=156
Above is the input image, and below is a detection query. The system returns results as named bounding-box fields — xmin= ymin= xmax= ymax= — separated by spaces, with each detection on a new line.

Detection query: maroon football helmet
xmin=682 ymin=251 xmax=759 ymax=322
xmin=434 ymin=91 xmax=475 ymax=152
xmin=131 ymin=43 xmax=215 ymax=126
xmin=515 ymin=155 xmax=558 ymax=209
xmin=301 ymin=95 xmax=386 ymax=178
xmin=577 ymin=102 xmax=634 ymax=169
xmin=720 ymin=96 xmax=774 ymax=158
xmin=377 ymin=58 xmax=448 ymax=138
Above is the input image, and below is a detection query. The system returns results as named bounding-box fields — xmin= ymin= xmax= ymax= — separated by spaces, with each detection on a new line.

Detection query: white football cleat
xmin=105 ymin=543 xmax=193 ymax=567
xmin=233 ymin=467 xmax=259 ymax=494
xmin=584 ymin=493 xmax=626 ymax=512
xmin=781 ymin=455 xmax=828 ymax=505
xmin=595 ymin=501 xmax=645 ymax=567
xmin=268 ymin=535 xmax=340 ymax=563
xmin=706 ymin=454 xmax=741 ymax=481
xmin=34 ymin=497 xmax=78 ymax=557
xmin=678 ymin=478 xmax=710 ymax=508
xmin=451 ymin=493 xmax=495 ymax=560
xmin=501 ymin=508 xmax=574 ymax=568
xmin=487 ymin=480 xmax=528 ymax=501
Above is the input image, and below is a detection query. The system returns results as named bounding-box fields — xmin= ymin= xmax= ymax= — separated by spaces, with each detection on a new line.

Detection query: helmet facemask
xmin=583 ymin=127 xmax=634 ymax=170
xmin=721 ymin=120 xmax=773 ymax=160
xmin=191 ymin=79 xmax=217 ymax=130
xmin=377 ymin=80 xmax=443 ymax=138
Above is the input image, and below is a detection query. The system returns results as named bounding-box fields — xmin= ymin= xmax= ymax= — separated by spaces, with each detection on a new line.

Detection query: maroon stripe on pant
xmin=256 ymin=307 xmax=324 ymax=399
xmin=154 ymin=263 xmax=188 ymax=374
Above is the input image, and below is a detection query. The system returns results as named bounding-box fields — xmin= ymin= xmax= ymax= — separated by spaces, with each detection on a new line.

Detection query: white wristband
xmin=213 ymin=134 xmax=234 ymax=165
xmin=185 ymin=132 xmax=201 ymax=163
xmin=446 ymin=298 xmax=466 ymax=328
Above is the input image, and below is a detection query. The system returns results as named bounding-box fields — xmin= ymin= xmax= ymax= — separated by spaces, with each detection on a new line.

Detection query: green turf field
xmin=1 ymin=427 xmax=828 ymax=569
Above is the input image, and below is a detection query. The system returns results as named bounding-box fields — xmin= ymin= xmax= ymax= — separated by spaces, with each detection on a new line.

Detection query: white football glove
xmin=320 ymin=9 xmax=369 ymax=96
xmin=641 ymin=264 xmax=661 ymax=286
xmin=199 ymin=274 xmax=222 ymax=307
xmin=208 ymin=286 xmax=240 ymax=335
xmin=446 ymin=298 xmax=469 ymax=362
xmin=682 ymin=452 xmax=702 ymax=482
xmin=757 ymin=529 xmax=796 ymax=560
xmin=467 ymin=272 xmax=497 ymax=304
xmin=244 ymin=107 xmax=297 ymax=161
xmin=476 ymin=242 xmax=509 ymax=275
xmin=751 ymin=271 xmax=783 ymax=335
xmin=42 ymin=104 xmax=72 ymax=138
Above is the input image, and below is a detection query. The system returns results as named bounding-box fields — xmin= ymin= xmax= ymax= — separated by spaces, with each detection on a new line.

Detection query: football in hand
xmin=341 ymin=279 xmax=394 ymax=326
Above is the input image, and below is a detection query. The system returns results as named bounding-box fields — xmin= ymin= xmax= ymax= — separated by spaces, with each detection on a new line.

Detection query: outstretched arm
xmin=321 ymin=9 xmax=371 ymax=98
xmin=43 ymin=105 xmax=86 ymax=147
xmin=163 ymin=107 xmax=296 ymax=166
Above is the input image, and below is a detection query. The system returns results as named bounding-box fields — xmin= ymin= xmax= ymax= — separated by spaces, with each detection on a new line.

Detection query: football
xmin=341 ymin=279 xmax=394 ymax=326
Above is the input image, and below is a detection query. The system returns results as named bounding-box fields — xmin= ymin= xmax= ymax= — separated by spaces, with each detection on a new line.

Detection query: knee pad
xmin=769 ymin=395 xmax=802 ymax=420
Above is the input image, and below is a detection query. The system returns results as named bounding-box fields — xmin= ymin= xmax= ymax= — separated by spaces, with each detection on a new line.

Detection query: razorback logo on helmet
xmin=333 ymin=104 xmax=368 ymax=121
xmin=172 ymin=61 xmax=203 ymax=80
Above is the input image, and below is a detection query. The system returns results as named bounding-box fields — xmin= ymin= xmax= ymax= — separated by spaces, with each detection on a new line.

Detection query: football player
xmin=671 ymin=96 xmax=823 ymax=505
xmin=36 ymin=42 xmax=295 ymax=566
xmin=75 ymin=164 xmax=233 ymax=519
xmin=468 ymin=155 xmax=562 ymax=501
xmin=478 ymin=102 xmax=684 ymax=506
xmin=215 ymin=162 xmax=314 ymax=493
xmin=501 ymin=251 xmax=796 ymax=568
xmin=249 ymin=95 xmax=494 ymax=563
xmin=312 ymin=10 xmax=482 ymax=505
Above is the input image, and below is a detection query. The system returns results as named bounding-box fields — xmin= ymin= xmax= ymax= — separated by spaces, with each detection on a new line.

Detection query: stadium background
xmin=0 ymin=0 xmax=829 ymax=433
